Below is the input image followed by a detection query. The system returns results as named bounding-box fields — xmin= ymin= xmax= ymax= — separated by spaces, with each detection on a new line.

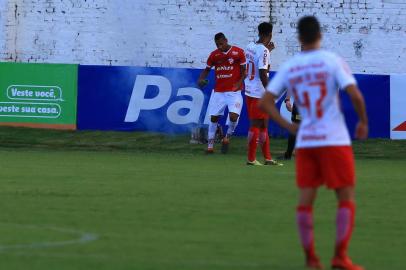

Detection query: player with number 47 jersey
xmin=260 ymin=16 xmax=368 ymax=270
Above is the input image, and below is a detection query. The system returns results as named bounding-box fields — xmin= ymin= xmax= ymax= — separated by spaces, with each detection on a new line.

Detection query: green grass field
xmin=0 ymin=127 xmax=405 ymax=270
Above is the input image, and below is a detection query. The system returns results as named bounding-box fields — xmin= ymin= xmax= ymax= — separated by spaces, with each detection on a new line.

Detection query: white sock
xmin=226 ymin=121 xmax=238 ymax=137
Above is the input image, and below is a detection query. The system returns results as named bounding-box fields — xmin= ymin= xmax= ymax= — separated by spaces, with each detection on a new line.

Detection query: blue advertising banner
xmin=77 ymin=65 xmax=390 ymax=138
xmin=342 ymin=74 xmax=390 ymax=138
xmin=78 ymin=66 xmax=216 ymax=133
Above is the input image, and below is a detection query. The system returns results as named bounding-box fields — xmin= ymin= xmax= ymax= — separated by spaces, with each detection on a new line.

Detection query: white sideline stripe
xmin=0 ymin=223 xmax=98 ymax=251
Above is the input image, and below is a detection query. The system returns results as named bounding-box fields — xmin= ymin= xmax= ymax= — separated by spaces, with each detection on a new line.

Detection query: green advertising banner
xmin=0 ymin=62 xmax=78 ymax=129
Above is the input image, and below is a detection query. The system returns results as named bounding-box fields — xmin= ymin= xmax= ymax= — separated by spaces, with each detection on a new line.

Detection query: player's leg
xmin=207 ymin=115 xmax=220 ymax=153
xmin=296 ymin=148 xmax=323 ymax=269
xmin=225 ymin=91 xmax=243 ymax=138
xmin=331 ymin=187 xmax=363 ymax=270
xmin=334 ymin=187 xmax=356 ymax=260
xmin=245 ymin=96 xmax=261 ymax=164
xmin=284 ymin=103 xmax=299 ymax=159
xmin=284 ymin=133 xmax=296 ymax=159
xmin=226 ymin=112 xmax=240 ymax=138
xmin=221 ymin=112 xmax=238 ymax=154
xmin=259 ymin=119 xmax=283 ymax=166
xmin=258 ymin=119 xmax=271 ymax=160
xmin=206 ymin=92 xmax=226 ymax=153
xmin=322 ymin=146 xmax=363 ymax=270
xmin=247 ymin=118 xmax=261 ymax=164
xmin=221 ymin=91 xmax=242 ymax=154
xmin=297 ymin=188 xmax=323 ymax=269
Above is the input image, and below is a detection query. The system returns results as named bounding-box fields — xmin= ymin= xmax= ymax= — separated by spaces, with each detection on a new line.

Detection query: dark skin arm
xmin=345 ymin=84 xmax=368 ymax=139
xmin=259 ymin=69 xmax=268 ymax=89
xmin=259 ymin=91 xmax=298 ymax=134
xmin=259 ymin=44 xmax=273 ymax=89
xmin=197 ymin=67 xmax=211 ymax=88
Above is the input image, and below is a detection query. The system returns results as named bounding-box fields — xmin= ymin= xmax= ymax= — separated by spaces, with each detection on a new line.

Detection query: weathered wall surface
xmin=270 ymin=0 xmax=406 ymax=74
xmin=0 ymin=0 xmax=405 ymax=74
xmin=0 ymin=0 xmax=270 ymax=67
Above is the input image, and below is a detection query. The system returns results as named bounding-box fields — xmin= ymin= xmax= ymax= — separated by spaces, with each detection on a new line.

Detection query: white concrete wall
xmin=0 ymin=0 xmax=270 ymax=67
xmin=0 ymin=0 xmax=405 ymax=74
xmin=0 ymin=0 xmax=9 ymax=60
xmin=270 ymin=0 xmax=406 ymax=74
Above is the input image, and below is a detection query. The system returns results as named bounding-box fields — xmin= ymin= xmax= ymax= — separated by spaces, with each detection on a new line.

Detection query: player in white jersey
xmin=260 ymin=16 xmax=368 ymax=270
xmin=244 ymin=22 xmax=282 ymax=166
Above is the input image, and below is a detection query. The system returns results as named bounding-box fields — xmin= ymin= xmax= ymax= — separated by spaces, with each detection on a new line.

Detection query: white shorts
xmin=207 ymin=90 xmax=243 ymax=116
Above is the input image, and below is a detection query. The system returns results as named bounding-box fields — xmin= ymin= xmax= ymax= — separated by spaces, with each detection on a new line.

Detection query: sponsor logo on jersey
xmin=232 ymin=51 xmax=239 ymax=56
xmin=216 ymin=66 xmax=234 ymax=71
xmin=217 ymin=74 xmax=233 ymax=79
xmin=289 ymin=62 xmax=325 ymax=73
xmin=302 ymin=134 xmax=327 ymax=141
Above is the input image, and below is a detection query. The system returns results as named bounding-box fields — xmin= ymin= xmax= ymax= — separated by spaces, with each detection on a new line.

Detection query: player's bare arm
xmin=345 ymin=84 xmax=369 ymax=139
xmin=197 ymin=67 xmax=211 ymax=88
xmin=259 ymin=91 xmax=298 ymax=134
xmin=259 ymin=68 xmax=269 ymax=90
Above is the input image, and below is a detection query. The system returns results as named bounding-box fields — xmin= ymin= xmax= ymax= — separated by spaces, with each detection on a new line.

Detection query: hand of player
xmin=266 ymin=41 xmax=275 ymax=52
xmin=198 ymin=79 xmax=209 ymax=88
xmin=355 ymin=121 xmax=368 ymax=139
xmin=233 ymin=81 xmax=242 ymax=90
xmin=285 ymin=100 xmax=292 ymax=112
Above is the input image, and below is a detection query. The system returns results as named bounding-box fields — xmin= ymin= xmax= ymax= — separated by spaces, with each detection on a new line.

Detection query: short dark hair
xmin=214 ymin=32 xmax=226 ymax=41
xmin=297 ymin=16 xmax=321 ymax=44
xmin=258 ymin=22 xmax=273 ymax=36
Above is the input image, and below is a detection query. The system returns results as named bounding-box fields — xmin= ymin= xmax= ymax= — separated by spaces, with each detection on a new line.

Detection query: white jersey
xmin=266 ymin=49 xmax=356 ymax=148
xmin=244 ymin=42 xmax=270 ymax=98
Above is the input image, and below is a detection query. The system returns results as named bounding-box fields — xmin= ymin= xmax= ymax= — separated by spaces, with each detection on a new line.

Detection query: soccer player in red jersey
xmin=198 ymin=32 xmax=246 ymax=154
xmin=244 ymin=22 xmax=283 ymax=166
xmin=260 ymin=16 xmax=368 ymax=270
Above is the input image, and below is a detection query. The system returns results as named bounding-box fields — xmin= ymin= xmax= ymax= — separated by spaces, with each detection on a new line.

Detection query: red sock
xmin=247 ymin=127 xmax=259 ymax=162
xmin=296 ymin=205 xmax=317 ymax=260
xmin=259 ymin=128 xmax=272 ymax=160
xmin=335 ymin=201 xmax=355 ymax=259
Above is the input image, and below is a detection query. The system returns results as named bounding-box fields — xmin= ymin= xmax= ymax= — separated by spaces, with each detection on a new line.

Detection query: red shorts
xmin=246 ymin=96 xmax=269 ymax=120
xmin=295 ymin=146 xmax=355 ymax=189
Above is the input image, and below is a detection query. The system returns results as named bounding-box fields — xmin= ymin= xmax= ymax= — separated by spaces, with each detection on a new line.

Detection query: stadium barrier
xmin=0 ymin=62 xmax=403 ymax=138
xmin=0 ymin=62 xmax=78 ymax=130
xmin=77 ymin=65 xmax=393 ymax=138
xmin=390 ymin=75 xmax=406 ymax=139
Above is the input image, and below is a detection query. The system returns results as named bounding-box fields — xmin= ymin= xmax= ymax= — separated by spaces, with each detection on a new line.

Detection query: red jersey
xmin=206 ymin=46 xmax=246 ymax=92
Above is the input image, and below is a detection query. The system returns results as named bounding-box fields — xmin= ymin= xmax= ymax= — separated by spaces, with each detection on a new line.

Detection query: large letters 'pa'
xmin=124 ymin=75 xmax=204 ymax=125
